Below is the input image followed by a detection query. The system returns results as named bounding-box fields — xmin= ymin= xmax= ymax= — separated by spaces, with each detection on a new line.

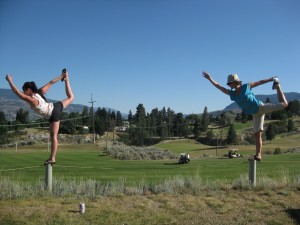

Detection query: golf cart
xmin=179 ymin=153 xmax=190 ymax=164
xmin=228 ymin=149 xmax=241 ymax=158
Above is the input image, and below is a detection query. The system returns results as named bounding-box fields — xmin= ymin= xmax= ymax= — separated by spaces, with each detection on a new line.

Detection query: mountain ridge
xmin=0 ymin=89 xmax=124 ymax=121
xmin=0 ymin=89 xmax=299 ymax=121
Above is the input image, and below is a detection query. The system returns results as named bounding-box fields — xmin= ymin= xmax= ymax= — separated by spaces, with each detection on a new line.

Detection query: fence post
xmin=249 ymin=159 xmax=256 ymax=187
xmin=45 ymin=163 xmax=53 ymax=192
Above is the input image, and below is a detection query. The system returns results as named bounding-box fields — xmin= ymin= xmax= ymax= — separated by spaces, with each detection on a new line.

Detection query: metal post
xmin=45 ymin=163 xmax=53 ymax=192
xmin=216 ymin=136 xmax=218 ymax=157
xmin=249 ymin=159 xmax=256 ymax=187
xmin=89 ymin=94 xmax=96 ymax=144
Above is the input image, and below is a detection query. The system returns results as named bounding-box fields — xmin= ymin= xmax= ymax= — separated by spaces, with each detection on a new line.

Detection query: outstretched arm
xmin=5 ymin=75 xmax=36 ymax=105
xmin=202 ymin=71 xmax=230 ymax=95
xmin=249 ymin=77 xmax=276 ymax=88
xmin=39 ymin=71 xmax=66 ymax=94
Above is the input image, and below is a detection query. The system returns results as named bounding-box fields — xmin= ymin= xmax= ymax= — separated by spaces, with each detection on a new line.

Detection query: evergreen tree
xmin=193 ymin=116 xmax=201 ymax=139
xmin=116 ymin=111 xmax=123 ymax=126
xmin=226 ymin=124 xmax=238 ymax=145
xmin=241 ymin=111 xmax=249 ymax=123
xmin=111 ymin=111 xmax=116 ymax=121
xmin=200 ymin=106 xmax=209 ymax=132
xmin=174 ymin=112 xmax=184 ymax=138
xmin=157 ymin=110 xmax=168 ymax=139
xmin=149 ymin=108 xmax=159 ymax=137
xmin=81 ymin=106 xmax=90 ymax=126
xmin=95 ymin=117 xmax=105 ymax=136
xmin=206 ymin=129 xmax=215 ymax=145
xmin=219 ymin=111 xmax=235 ymax=127
xmin=287 ymin=119 xmax=295 ymax=132
xmin=167 ymin=108 xmax=175 ymax=139
xmin=266 ymin=123 xmax=276 ymax=143
xmin=161 ymin=107 xmax=167 ymax=121
xmin=286 ymin=100 xmax=300 ymax=116
xmin=271 ymin=110 xmax=288 ymax=120
xmin=265 ymin=97 xmax=272 ymax=119
xmin=135 ymin=104 xmax=146 ymax=128
xmin=94 ymin=107 xmax=108 ymax=135
xmin=128 ymin=110 xmax=133 ymax=124
xmin=16 ymin=108 xmax=29 ymax=124
xmin=129 ymin=104 xmax=147 ymax=145
xmin=0 ymin=111 xmax=8 ymax=136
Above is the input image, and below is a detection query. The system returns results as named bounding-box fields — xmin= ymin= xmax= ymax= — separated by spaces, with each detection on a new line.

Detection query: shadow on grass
xmin=190 ymin=146 xmax=228 ymax=152
xmin=164 ymin=163 xmax=189 ymax=165
xmin=285 ymin=209 xmax=300 ymax=225
xmin=67 ymin=210 xmax=81 ymax=213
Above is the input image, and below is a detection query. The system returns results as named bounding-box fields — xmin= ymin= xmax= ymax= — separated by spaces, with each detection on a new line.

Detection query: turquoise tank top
xmin=229 ymin=84 xmax=262 ymax=115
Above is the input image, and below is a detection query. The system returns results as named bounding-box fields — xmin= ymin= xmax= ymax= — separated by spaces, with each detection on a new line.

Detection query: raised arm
xmin=5 ymin=75 xmax=37 ymax=105
xmin=202 ymin=71 xmax=230 ymax=95
xmin=249 ymin=77 xmax=276 ymax=89
xmin=39 ymin=71 xmax=66 ymax=94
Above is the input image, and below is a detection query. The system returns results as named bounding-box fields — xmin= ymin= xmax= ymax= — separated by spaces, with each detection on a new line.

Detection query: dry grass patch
xmin=0 ymin=189 xmax=299 ymax=225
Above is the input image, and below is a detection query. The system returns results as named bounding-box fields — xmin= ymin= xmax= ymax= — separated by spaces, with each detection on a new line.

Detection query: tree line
xmin=0 ymin=99 xmax=299 ymax=146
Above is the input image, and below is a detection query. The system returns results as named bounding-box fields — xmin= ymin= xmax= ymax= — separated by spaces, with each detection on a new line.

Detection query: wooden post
xmin=249 ymin=159 xmax=256 ymax=187
xmin=45 ymin=163 xmax=53 ymax=192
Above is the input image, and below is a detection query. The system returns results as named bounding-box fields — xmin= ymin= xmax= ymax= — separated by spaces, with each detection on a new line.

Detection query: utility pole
xmin=89 ymin=94 xmax=96 ymax=143
xmin=216 ymin=135 xmax=218 ymax=157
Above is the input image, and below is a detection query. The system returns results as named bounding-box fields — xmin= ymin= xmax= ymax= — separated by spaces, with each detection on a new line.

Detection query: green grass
xmin=0 ymin=140 xmax=299 ymax=184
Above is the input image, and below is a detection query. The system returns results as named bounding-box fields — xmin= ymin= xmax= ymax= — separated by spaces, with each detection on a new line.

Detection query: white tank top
xmin=31 ymin=93 xmax=54 ymax=119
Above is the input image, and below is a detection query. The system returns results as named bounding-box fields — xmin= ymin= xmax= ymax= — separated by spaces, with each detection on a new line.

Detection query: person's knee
xmin=254 ymin=130 xmax=262 ymax=138
xmin=50 ymin=133 xmax=58 ymax=140
xmin=69 ymin=94 xmax=75 ymax=102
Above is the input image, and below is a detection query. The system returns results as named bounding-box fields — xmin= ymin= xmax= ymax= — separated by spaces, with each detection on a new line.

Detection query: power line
xmin=0 ymin=115 xmax=92 ymax=127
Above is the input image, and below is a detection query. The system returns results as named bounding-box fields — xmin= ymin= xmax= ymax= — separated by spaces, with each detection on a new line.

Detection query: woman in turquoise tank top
xmin=202 ymin=71 xmax=288 ymax=161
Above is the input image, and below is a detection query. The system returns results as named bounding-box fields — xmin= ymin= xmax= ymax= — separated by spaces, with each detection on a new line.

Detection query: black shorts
xmin=49 ymin=101 xmax=63 ymax=123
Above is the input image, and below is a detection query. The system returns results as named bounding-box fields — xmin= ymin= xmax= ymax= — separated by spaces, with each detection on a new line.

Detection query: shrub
xmin=104 ymin=142 xmax=177 ymax=160
xmin=273 ymin=147 xmax=282 ymax=155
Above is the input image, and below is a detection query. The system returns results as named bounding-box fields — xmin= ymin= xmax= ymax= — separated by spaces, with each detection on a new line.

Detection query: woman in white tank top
xmin=6 ymin=69 xmax=74 ymax=165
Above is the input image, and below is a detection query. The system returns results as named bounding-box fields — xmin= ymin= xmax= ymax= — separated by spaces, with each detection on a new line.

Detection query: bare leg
xmin=274 ymin=84 xmax=288 ymax=107
xmin=48 ymin=121 xmax=60 ymax=162
xmin=61 ymin=73 xmax=74 ymax=109
xmin=254 ymin=131 xmax=263 ymax=160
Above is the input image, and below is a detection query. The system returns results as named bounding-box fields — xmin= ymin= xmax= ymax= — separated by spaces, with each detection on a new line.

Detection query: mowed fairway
xmin=1 ymin=137 xmax=299 ymax=184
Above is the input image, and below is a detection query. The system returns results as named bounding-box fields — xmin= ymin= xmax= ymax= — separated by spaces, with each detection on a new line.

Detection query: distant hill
xmin=0 ymin=89 xmax=126 ymax=121
xmin=223 ymin=92 xmax=300 ymax=111
xmin=1 ymin=89 xmax=299 ymax=121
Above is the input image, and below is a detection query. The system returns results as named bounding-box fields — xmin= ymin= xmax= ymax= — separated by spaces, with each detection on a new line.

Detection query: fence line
xmin=0 ymin=165 xmax=42 ymax=172
xmin=0 ymin=164 xmax=95 ymax=172
xmin=0 ymin=115 xmax=92 ymax=127
xmin=54 ymin=165 xmax=94 ymax=169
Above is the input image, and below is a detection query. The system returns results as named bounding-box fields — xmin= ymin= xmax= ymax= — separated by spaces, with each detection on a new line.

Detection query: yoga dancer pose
xmin=202 ymin=71 xmax=288 ymax=161
xmin=6 ymin=69 xmax=74 ymax=164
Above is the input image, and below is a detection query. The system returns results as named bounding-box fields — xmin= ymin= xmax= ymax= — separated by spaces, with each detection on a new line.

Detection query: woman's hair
xmin=235 ymin=81 xmax=243 ymax=85
xmin=22 ymin=81 xmax=47 ymax=102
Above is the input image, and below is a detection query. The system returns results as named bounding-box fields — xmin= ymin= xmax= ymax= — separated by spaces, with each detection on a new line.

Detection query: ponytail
xmin=22 ymin=81 xmax=47 ymax=102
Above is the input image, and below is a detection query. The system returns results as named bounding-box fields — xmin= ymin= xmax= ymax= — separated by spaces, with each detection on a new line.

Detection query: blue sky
xmin=0 ymin=0 xmax=299 ymax=115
